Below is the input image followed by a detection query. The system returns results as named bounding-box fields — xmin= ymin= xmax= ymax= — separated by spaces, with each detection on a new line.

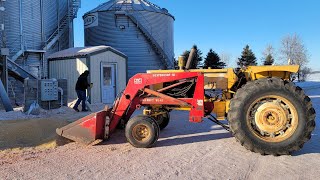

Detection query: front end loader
xmin=57 ymin=49 xmax=316 ymax=155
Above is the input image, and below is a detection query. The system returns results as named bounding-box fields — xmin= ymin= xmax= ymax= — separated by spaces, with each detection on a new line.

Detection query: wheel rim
xmin=132 ymin=125 xmax=151 ymax=142
xmin=247 ymin=95 xmax=298 ymax=143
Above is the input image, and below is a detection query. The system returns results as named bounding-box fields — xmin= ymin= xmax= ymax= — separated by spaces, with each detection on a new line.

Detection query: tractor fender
xmin=245 ymin=65 xmax=299 ymax=80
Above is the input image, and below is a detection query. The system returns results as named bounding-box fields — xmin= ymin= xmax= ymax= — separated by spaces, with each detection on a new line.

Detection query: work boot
xmin=73 ymin=107 xmax=80 ymax=112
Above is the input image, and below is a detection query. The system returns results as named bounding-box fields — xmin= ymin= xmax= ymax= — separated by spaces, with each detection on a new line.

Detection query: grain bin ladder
xmin=127 ymin=13 xmax=173 ymax=69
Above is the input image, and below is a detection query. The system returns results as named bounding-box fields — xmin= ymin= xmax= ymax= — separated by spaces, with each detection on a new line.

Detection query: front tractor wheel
xmin=228 ymin=78 xmax=316 ymax=155
xmin=125 ymin=115 xmax=160 ymax=148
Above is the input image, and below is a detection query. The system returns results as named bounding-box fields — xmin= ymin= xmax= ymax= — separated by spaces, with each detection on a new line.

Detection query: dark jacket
xmin=75 ymin=73 xmax=89 ymax=91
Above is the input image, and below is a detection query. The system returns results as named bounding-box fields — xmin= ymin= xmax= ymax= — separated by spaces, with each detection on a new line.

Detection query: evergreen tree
xmin=262 ymin=45 xmax=276 ymax=65
xmin=182 ymin=45 xmax=203 ymax=69
xmin=203 ymin=49 xmax=226 ymax=69
xmin=173 ymin=57 xmax=179 ymax=69
xmin=263 ymin=54 xmax=274 ymax=65
xmin=237 ymin=45 xmax=257 ymax=68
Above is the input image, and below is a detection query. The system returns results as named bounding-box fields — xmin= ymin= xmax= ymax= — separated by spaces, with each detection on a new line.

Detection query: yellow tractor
xmin=57 ymin=49 xmax=316 ymax=155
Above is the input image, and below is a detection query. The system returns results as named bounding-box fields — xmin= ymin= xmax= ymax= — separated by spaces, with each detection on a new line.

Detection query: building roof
xmin=85 ymin=0 xmax=174 ymax=19
xmin=48 ymin=46 xmax=127 ymax=60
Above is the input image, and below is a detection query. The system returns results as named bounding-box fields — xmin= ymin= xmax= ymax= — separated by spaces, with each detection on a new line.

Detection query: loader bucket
xmin=56 ymin=108 xmax=111 ymax=145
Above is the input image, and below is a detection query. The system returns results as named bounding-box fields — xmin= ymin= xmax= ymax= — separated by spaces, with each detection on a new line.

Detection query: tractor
xmin=57 ymin=48 xmax=316 ymax=155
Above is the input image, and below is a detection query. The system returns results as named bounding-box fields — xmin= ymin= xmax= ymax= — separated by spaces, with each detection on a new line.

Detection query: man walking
xmin=73 ymin=70 xmax=90 ymax=112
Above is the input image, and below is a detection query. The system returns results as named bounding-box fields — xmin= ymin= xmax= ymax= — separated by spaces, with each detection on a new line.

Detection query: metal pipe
xmin=1 ymin=55 xmax=8 ymax=92
xmin=19 ymin=0 xmax=23 ymax=50
xmin=0 ymin=79 xmax=13 ymax=112
xmin=40 ymin=0 xmax=44 ymax=43
xmin=0 ymin=0 xmax=6 ymax=48
xmin=58 ymin=87 xmax=64 ymax=107
xmin=157 ymin=80 xmax=188 ymax=93
xmin=185 ymin=48 xmax=196 ymax=70
xmin=143 ymin=88 xmax=189 ymax=106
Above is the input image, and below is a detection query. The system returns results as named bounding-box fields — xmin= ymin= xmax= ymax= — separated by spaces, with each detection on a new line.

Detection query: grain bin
xmin=1 ymin=0 xmax=81 ymax=79
xmin=84 ymin=0 xmax=175 ymax=78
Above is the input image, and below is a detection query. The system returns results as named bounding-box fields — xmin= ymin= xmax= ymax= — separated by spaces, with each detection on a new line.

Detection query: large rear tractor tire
xmin=125 ymin=115 xmax=160 ymax=148
xmin=228 ymin=78 xmax=316 ymax=155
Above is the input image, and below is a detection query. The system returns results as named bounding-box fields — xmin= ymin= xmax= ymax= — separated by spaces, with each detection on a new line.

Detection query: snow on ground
xmin=307 ymin=72 xmax=320 ymax=82
xmin=0 ymin=78 xmax=319 ymax=179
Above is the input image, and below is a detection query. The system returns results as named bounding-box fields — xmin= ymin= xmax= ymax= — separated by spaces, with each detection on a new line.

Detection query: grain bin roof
xmin=85 ymin=0 xmax=174 ymax=19
xmin=48 ymin=46 xmax=127 ymax=60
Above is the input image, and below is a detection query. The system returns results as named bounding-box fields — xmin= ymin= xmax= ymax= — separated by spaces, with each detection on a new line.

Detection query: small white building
xmin=48 ymin=46 xmax=127 ymax=104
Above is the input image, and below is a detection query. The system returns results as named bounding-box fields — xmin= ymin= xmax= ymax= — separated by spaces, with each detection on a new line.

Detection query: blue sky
xmin=74 ymin=0 xmax=320 ymax=70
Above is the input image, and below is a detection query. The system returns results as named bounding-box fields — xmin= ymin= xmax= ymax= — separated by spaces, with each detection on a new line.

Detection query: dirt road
xmin=0 ymin=83 xmax=319 ymax=179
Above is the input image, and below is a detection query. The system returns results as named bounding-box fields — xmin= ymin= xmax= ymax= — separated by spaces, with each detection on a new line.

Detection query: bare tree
xmin=262 ymin=45 xmax=276 ymax=58
xmin=300 ymin=67 xmax=312 ymax=82
xmin=280 ymin=34 xmax=309 ymax=81
xmin=220 ymin=52 xmax=231 ymax=67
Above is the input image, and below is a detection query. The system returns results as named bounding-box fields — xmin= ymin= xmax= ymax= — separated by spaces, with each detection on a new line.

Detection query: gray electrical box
xmin=41 ymin=79 xmax=58 ymax=101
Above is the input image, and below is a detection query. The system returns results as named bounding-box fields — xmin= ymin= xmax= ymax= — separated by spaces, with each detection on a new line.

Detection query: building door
xmin=101 ymin=63 xmax=116 ymax=104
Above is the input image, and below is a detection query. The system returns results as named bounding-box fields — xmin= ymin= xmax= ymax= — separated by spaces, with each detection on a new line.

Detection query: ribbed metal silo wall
xmin=43 ymin=0 xmax=71 ymax=78
xmin=60 ymin=28 xmax=71 ymax=50
xmin=4 ymin=0 xmax=71 ymax=79
xmin=5 ymin=0 xmax=21 ymax=57
xmin=0 ymin=27 xmax=2 ymax=46
xmin=0 ymin=31 xmax=2 ymax=47
xmin=85 ymin=11 xmax=165 ymax=78
xmin=58 ymin=0 xmax=68 ymax=22
xmin=22 ymin=0 xmax=42 ymax=50
xmin=4 ymin=0 xmax=70 ymax=56
xmin=43 ymin=0 xmax=58 ymax=40
xmin=44 ymin=0 xmax=70 ymax=51
xmin=134 ymin=11 xmax=174 ymax=66
xmin=22 ymin=0 xmax=45 ymax=77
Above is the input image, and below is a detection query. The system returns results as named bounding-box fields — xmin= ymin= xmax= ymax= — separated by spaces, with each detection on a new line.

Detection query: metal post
xmin=1 ymin=48 xmax=9 ymax=92
xmin=57 ymin=0 xmax=60 ymax=51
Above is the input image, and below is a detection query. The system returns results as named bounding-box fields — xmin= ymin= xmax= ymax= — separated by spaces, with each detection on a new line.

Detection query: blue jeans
xmin=74 ymin=90 xmax=86 ymax=110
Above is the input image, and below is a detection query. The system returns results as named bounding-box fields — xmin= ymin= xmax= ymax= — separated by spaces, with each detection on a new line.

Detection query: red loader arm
xmin=57 ymin=72 xmax=205 ymax=144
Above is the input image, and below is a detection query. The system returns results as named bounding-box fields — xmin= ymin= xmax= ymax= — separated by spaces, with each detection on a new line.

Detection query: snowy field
xmin=0 ymin=73 xmax=319 ymax=179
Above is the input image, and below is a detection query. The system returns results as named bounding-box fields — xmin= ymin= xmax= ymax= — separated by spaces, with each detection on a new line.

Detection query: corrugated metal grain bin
xmin=48 ymin=46 xmax=127 ymax=104
xmin=2 ymin=0 xmax=81 ymax=79
xmin=84 ymin=0 xmax=175 ymax=78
